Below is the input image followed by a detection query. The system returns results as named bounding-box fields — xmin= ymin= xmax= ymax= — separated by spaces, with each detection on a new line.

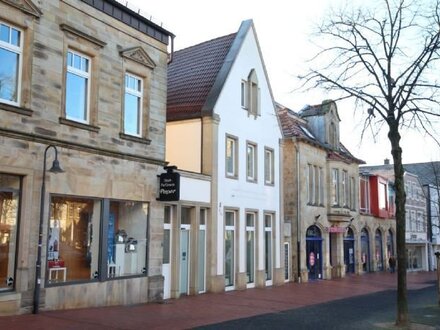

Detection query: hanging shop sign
xmin=158 ymin=166 xmax=180 ymax=201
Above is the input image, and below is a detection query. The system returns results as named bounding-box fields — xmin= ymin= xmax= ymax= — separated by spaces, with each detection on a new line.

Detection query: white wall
xmin=214 ymin=26 xmax=282 ymax=276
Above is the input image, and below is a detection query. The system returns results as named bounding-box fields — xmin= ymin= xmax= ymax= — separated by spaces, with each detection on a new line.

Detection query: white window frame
xmin=226 ymin=135 xmax=238 ymax=178
xmin=241 ymin=80 xmax=248 ymax=109
xmin=66 ymin=49 xmax=91 ymax=123
xmin=246 ymin=142 xmax=257 ymax=182
xmin=264 ymin=148 xmax=274 ymax=185
xmin=331 ymin=168 xmax=339 ymax=206
xmin=0 ymin=21 xmax=22 ymax=106
xmin=124 ymin=72 xmax=143 ymax=137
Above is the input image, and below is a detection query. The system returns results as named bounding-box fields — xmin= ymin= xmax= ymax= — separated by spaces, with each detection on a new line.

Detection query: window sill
xmin=59 ymin=117 xmax=100 ymax=133
xmin=226 ymin=174 xmax=238 ymax=180
xmin=264 ymin=181 xmax=275 ymax=187
xmin=119 ymin=133 xmax=151 ymax=145
xmin=1 ymin=103 xmax=33 ymax=116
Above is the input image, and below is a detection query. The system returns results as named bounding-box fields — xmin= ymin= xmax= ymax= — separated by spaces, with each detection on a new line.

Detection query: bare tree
xmin=300 ymin=0 xmax=440 ymax=326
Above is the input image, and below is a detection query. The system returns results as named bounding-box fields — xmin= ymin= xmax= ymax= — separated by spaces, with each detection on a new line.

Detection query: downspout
xmin=167 ymin=35 xmax=175 ymax=64
xmin=295 ymin=140 xmax=301 ymax=282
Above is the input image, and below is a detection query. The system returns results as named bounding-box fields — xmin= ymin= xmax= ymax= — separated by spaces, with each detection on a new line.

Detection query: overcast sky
xmin=126 ymin=0 xmax=440 ymax=165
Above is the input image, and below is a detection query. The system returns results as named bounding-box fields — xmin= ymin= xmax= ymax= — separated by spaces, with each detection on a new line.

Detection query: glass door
xmin=264 ymin=214 xmax=273 ymax=285
xmin=224 ymin=210 xmax=235 ymax=290
xmin=198 ymin=209 xmax=206 ymax=293
xmin=162 ymin=206 xmax=172 ymax=299
xmin=246 ymin=212 xmax=256 ymax=288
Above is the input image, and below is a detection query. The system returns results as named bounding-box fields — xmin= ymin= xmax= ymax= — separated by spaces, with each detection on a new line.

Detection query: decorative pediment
xmin=120 ymin=47 xmax=156 ymax=69
xmin=1 ymin=0 xmax=42 ymax=18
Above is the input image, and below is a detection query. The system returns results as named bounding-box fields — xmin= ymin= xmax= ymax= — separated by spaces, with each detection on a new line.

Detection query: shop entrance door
xmin=344 ymin=228 xmax=355 ymax=274
xmin=306 ymin=225 xmax=322 ymax=280
xmin=179 ymin=226 xmax=190 ymax=295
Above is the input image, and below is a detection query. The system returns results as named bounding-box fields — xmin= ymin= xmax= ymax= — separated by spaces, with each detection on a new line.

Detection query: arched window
xmin=241 ymin=69 xmax=260 ymax=117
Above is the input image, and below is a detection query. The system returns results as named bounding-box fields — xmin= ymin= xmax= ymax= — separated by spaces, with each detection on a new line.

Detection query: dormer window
xmin=329 ymin=121 xmax=338 ymax=147
xmin=241 ymin=69 xmax=260 ymax=117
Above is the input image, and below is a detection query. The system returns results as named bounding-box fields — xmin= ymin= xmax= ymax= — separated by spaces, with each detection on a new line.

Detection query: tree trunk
xmin=388 ymin=123 xmax=408 ymax=326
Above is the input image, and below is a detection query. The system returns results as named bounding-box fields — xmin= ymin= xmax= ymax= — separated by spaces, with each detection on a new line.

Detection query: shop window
xmin=47 ymin=196 xmax=149 ymax=283
xmin=0 ymin=22 xmax=22 ymax=106
xmin=108 ymin=201 xmax=148 ymax=277
xmin=48 ymin=196 xmax=101 ymax=283
xmin=0 ymin=174 xmax=21 ymax=291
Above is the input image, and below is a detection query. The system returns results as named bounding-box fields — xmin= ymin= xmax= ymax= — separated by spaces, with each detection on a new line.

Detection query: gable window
xmin=246 ymin=142 xmax=257 ymax=182
xmin=65 ymin=50 xmax=90 ymax=123
xmin=124 ymin=73 xmax=143 ymax=136
xmin=329 ymin=122 xmax=337 ymax=147
xmin=226 ymin=135 xmax=238 ymax=178
xmin=242 ymin=70 xmax=260 ymax=117
xmin=0 ymin=22 xmax=22 ymax=105
xmin=264 ymin=147 xmax=274 ymax=185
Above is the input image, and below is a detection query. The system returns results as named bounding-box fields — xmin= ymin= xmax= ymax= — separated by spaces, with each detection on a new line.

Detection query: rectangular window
xmin=314 ymin=166 xmax=319 ymax=205
xmin=0 ymin=22 xmax=22 ymax=105
xmin=379 ymin=182 xmax=387 ymax=210
xmin=0 ymin=174 xmax=21 ymax=291
xmin=48 ymin=196 xmax=101 ymax=283
xmin=65 ymin=50 xmax=90 ymax=123
xmin=264 ymin=148 xmax=274 ymax=185
xmin=319 ymin=167 xmax=324 ymax=205
xmin=108 ymin=201 xmax=148 ymax=277
xmin=331 ymin=169 xmax=339 ymax=206
xmin=124 ymin=73 xmax=143 ymax=136
xmin=350 ymin=177 xmax=355 ymax=210
xmin=226 ymin=135 xmax=238 ymax=178
xmin=307 ymin=164 xmax=314 ymax=204
xmin=240 ymin=80 xmax=247 ymax=108
xmin=246 ymin=142 xmax=257 ymax=182
xmin=360 ymin=176 xmax=370 ymax=213
xmin=342 ymin=171 xmax=348 ymax=207
xmin=47 ymin=196 xmax=149 ymax=283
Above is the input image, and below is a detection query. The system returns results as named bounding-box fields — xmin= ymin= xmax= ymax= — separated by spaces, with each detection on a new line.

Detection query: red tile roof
xmin=276 ymin=103 xmax=364 ymax=164
xmin=167 ymin=33 xmax=237 ymax=121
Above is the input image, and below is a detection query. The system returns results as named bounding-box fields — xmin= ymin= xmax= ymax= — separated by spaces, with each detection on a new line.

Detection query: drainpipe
xmin=295 ymin=141 xmax=301 ymax=282
xmin=167 ymin=35 xmax=175 ymax=64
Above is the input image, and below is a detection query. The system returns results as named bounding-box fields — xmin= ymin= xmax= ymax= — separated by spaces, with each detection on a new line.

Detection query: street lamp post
xmin=33 ymin=145 xmax=64 ymax=314
xmin=435 ymin=251 xmax=440 ymax=306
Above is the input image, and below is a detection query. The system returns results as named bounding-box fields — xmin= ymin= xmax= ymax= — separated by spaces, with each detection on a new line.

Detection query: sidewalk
xmin=0 ymin=272 xmax=437 ymax=330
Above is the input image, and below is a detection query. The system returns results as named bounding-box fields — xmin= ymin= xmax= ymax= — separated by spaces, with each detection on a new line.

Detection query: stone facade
xmin=277 ymin=101 xmax=396 ymax=283
xmin=0 ymin=0 xmax=172 ymax=314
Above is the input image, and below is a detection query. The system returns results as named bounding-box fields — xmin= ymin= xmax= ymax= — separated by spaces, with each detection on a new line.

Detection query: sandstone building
xmin=0 ymin=0 xmax=173 ymax=314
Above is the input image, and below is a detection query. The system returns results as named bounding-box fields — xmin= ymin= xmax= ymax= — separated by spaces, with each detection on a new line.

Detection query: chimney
xmin=384 ymin=158 xmax=390 ymax=165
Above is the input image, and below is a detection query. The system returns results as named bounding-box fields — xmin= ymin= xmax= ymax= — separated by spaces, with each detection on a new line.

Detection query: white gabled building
xmin=165 ymin=19 xmax=283 ymax=296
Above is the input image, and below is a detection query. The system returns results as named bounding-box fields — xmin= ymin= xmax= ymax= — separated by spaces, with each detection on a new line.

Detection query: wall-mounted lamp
xmin=314 ymin=215 xmax=321 ymax=223
xmin=33 ymin=145 xmax=64 ymax=314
